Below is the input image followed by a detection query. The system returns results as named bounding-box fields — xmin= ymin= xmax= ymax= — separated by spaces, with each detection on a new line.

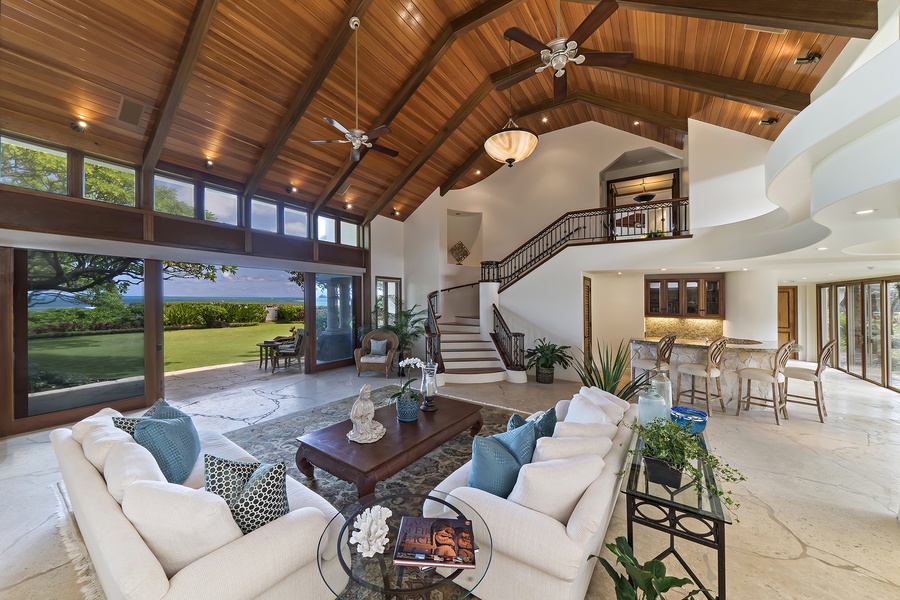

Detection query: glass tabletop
xmin=621 ymin=433 xmax=732 ymax=524
xmin=317 ymin=491 xmax=492 ymax=599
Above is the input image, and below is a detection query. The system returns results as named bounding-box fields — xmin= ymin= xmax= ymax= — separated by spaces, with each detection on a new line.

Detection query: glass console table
xmin=621 ymin=433 xmax=732 ymax=600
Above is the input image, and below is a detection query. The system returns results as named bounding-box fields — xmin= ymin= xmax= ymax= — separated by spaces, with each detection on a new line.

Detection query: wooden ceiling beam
xmin=312 ymin=0 xmax=528 ymax=216
xmin=142 ymin=0 xmax=220 ymax=174
xmin=612 ymin=0 xmax=878 ymax=39
xmin=602 ymin=59 xmax=810 ymax=115
xmin=244 ymin=0 xmax=374 ymax=201
xmin=364 ymin=79 xmax=494 ymax=224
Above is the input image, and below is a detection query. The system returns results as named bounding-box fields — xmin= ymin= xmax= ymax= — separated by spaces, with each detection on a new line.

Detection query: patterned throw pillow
xmin=132 ymin=415 xmax=201 ymax=484
xmin=204 ymin=455 xmax=289 ymax=534
xmin=508 ymin=408 xmax=557 ymax=439
xmin=467 ymin=421 xmax=537 ymax=498
xmin=113 ymin=399 xmax=181 ymax=435
xmin=370 ymin=339 xmax=388 ymax=356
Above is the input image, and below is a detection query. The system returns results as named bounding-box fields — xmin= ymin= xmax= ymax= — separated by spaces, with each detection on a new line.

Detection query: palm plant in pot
xmin=574 ymin=339 xmax=650 ymax=400
xmin=383 ymin=303 xmax=425 ymax=374
xmin=525 ymin=337 xmax=573 ymax=384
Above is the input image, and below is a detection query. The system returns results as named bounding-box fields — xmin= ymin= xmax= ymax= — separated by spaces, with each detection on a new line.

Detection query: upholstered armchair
xmin=355 ymin=329 xmax=399 ymax=377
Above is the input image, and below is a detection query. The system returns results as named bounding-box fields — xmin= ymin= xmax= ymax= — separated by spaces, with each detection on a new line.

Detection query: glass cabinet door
xmin=666 ymin=281 xmax=681 ymax=314
xmin=647 ymin=281 xmax=662 ymax=315
xmin=684 ymin=280 xmax=700 ymax=315
xmin=704 ymin=279 xmax=722 ymax=317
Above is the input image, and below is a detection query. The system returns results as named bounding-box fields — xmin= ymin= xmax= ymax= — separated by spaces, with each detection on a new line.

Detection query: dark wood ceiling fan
xmin=499 ymin=0 xmax=634 ymax=104
xmin=310 ymin=16 xmax=398 ymax=163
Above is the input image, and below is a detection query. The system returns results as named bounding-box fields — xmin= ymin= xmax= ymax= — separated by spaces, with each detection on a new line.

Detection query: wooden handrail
xmin=491 ymin=304 xmax=525 ymax=370
xmin=440 ymin=281 xmax=479 ymax=293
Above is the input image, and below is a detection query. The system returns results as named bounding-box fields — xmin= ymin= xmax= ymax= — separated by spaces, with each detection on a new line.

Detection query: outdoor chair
xmin=355 ymin=329 xmax=398 ymax=377
xmin=273 ymin=329 xmax=305 ymax=373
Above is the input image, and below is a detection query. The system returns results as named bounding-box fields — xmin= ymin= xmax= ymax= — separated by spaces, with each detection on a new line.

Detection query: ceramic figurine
xmin=347 ymin=384 xmax=386 ymax=443
xmin=349 ymin=505 xmax=392 ymax=557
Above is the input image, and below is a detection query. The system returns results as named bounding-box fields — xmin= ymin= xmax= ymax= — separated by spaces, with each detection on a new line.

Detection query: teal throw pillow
xmin=132 ymin=415 xmax=201 ymax=484
xmin=507 ymin=407 xmax=557 ymax=439
xmin=370 ymin=339 xmax=388 ymax=356
xmin=467 ymin=421 xmax=537 ymax=498
xmin=204 ymin=455 xmax=289 ymax=534
xmin=113 ymin=399 xmax=182 ymax=435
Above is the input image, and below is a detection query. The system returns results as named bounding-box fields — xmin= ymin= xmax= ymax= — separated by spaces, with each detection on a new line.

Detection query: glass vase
xmin=419 ymin=362 xmax=439 ymax=412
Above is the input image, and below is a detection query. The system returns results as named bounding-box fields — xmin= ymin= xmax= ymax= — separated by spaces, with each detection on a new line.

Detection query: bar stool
xmin=783 ymin=339 xmax=836 ymax=423
xmin=736 ymin=340 xmax=794 ymax=425
xmin=632 ymin=334 xmax=676 ymax=380
xmin=676 ymin=336 xmax=728 ymax=413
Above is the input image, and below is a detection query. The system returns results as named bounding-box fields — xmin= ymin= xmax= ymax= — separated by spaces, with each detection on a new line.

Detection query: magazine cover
xmin=392 ymin=516 xmax=476 ymax=569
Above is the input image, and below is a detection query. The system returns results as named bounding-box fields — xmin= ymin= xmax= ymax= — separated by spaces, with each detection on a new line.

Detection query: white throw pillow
xmin=553 ymin=421 xmax=618 ymax=440
xmin=122 ymin=481 xmax=244 ymax=578
xmin=81 ymin=423 xmax=135 ymax=473
xmin=563 ymin=394 xmax=612 ymax=425
xmin=507 ymin=455 xmax=605 ymax=524
xmin=533 ymin=436 xmax=612 ymax=462
xmin=72 ymin=407 xmax=123 ymax=444
xmin=571 ymin=390 xmax=626 ymax=423
xmin=104 ymin=441 xmax=166 ymax=503
xmin=581 ymin=387 xmax=631 ymax=412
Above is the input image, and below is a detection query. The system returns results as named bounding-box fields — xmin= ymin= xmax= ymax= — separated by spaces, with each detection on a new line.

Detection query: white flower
xmin=348 ymin=505 xmax=393 ymax=557
xmin=399 ymin=357 xmax=425 ymax=369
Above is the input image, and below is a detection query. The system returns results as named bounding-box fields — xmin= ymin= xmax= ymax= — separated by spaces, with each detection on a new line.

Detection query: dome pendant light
xmin=484 ymin=41 xmax=538 ymax=167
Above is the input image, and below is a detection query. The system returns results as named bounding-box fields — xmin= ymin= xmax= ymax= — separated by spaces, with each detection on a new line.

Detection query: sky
xmin=127 ymin=266 xmax=304 ymax=298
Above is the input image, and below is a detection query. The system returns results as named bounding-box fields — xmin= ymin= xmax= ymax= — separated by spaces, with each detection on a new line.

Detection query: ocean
xmin=29 ymin=295 xmax=305 ymax=311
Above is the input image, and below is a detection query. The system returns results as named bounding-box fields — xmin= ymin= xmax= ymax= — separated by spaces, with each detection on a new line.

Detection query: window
xmin=251 ymin=199 xmax=278 ymax=232
xmin=284 ymin=206 xmax=308 ymax=237
xmin=84 ymin=158 xmax=135 ymax=206
xmin=204 ymin=188 xmax=238 ymax=225
xmin=340 ymin=221 xmax=359 ymax=246
xmin=315 ymin=273 xmax=355 ymax=364
xmin=317 ymin=216 xmax=336 ymax=242
xmin=375 ymin=277 xmax=401 ymax=328
xmin=154 ymin=175 xmax=195 ymax=217
xmin=0 ymin=137 xmax=67 ymax=194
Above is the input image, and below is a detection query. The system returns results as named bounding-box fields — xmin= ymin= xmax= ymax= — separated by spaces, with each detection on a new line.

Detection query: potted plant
xmin=524 ymin=337 xmax=573 ymax=384
xmin=573 ymin=339 xmax=650 ymax=400
xmin=631 ymin=419 xmax=745 ymax=511
xmin=391 ymin=357 xmax=424 ymax=422
xmin=383 ymin=303 xmax=426 ymax=373
xmin=591 ymin=536 xmax=701 ymax=600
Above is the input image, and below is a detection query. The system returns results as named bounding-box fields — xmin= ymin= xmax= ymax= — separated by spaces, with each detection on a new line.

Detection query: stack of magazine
xmin=392 ymin=516 xmax=476 ymax=569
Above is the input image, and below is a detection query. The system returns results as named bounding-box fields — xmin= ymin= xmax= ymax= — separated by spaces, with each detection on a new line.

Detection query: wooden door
xmin=778 ymin=287 xmax=798 ymax=358
xmin=583 ymin=276 xmax=592 ymax=360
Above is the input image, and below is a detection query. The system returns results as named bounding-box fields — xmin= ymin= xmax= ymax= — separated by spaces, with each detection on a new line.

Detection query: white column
xmin=479 ymin=281 xmax=500 ymax=339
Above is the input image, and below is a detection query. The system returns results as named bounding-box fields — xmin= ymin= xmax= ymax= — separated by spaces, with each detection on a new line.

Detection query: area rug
xmin=224 ymin=386 xmax=514 ymax=512
xmin=53 ymin=482 xmax=106 ymax=600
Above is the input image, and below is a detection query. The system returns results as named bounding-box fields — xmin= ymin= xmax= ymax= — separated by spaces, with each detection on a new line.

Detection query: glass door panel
xmin=315 ymin=273 xmax=355 ymax=365
xmin=819 ymin=287 xmax=832 ymax=353
xmin=847 ymin=284 xmax=863 ymax=377
xmin=704 ymin=280 xmax=722 ymax=317
xmin=837 ymin=286 xmax=848 ymax=370
xmin=864 ymin=283 xmax=883 ymax=384
xmin=666 ymin=281 xmax=680 ymax=314
xmin=374 ymin=277 xmax=401 ymax=328
xmin=888 ymin=281 xmax=900 ymax=390
xmin=684 ymin=280 xmax=700 ymax=315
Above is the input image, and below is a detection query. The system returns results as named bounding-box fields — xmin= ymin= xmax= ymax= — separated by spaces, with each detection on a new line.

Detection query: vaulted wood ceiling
xmin=0 ymin=0 xmax=876 ymax=223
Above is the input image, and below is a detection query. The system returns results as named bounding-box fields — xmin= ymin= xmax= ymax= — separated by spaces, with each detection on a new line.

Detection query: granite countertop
xmin=631 ymin=337 xmax=783 ymax=351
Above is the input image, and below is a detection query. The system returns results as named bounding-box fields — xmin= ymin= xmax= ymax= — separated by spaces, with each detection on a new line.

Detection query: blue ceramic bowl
xmin=670 ymin=406 xmax=708 ymax=434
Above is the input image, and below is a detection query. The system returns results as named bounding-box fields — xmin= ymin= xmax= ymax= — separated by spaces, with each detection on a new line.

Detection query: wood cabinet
xmin=646 ymin=276 xmax=724 ymax=318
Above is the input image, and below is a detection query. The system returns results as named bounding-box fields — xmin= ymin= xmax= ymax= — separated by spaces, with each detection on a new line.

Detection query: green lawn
xmin=28 ymin=322 xmax=301 ymax=378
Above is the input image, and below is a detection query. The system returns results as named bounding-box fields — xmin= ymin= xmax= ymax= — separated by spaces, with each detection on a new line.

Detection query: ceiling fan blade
xmin=504 ymin=27 xmax=548 ymax=53
xmin=370 ymin=143 xmax=399 ymax=158
xmin=310 ymin=139 xmax=349 ymax=144
xmin=350 ymin=146 xmax=361 ymax=163
xmin=568 ymin=0 xmax=619 ymax=47
xmin=364 ymin=124 xmax=391 ymax=140
xmin=580 ymin=51 xmax=635 ymax=68
xmin=554 ymin=70 xmax=567 ymax=105
xmin=324 ymin=116 xmax=350 ymax=135
xmin=496 ymin=67 xmax=541 ymax=91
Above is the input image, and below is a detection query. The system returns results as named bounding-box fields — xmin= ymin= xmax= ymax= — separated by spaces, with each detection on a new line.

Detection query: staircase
xmin=438 ymin=316 xmax=507 ymax=384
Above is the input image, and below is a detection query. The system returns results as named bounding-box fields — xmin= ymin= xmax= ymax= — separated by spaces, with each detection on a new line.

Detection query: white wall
xmin=446 ymin=210 xmax=483 ymax=266
xmin=589 ymin=273 xmax=646 ymax=355
xmin=369 ymin=216 xmax=405 ymax=312
xmin=724 ymin=271 xmax=778 ymax=341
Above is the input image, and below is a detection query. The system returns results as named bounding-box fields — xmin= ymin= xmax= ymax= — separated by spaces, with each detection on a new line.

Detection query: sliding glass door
xmin=864 ymin=283 xmax=883 ymax=384
xmin=889 ymin=281 xmax=900 ymax=391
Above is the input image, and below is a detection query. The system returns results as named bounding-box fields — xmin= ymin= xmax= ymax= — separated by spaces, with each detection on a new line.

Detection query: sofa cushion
xmin=580 ymin=387 xmax=631 ymax=412
xmin=71 ymin=407 xmax=123 ymax=444
xmin=104 ymin=440 xmax=166 ymax=503
xmin=122 ymin=480 xmax=244 ymax=578
xmin=359 ymin=355 xmax=388 ymax=364
xmin=205 ymin=455 xmax=290 ymax=534
xmin=112 ymin=400 xmax=185 ymax=435
xmin=509 ymin=408 xmax=556 ymax=439
xmin=563 ymin=394 xmax=613 ymax=425
xmin=553 ymin=421 xmax=618 ymax=440
xmin=468 ymin=421 xmax=536 ymax=498
xmin=369 ymin=338 xmax=388 ymax=356
xmin=532 ymin=435 xmax=612 ymax=462
xmin=81 ymin=423 xmax=136 ymax=473
xmin=132 ymin=415 xmax=201 ymax=484
xmin=506 ymin=455 xmax=605 ymax=523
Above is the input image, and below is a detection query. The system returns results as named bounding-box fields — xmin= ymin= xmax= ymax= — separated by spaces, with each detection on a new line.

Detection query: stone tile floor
xmin=1 ymin=362 xmax=898 ymax=599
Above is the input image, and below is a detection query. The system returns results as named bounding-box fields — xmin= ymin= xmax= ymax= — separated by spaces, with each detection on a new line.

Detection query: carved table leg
xmin=295 ymin=448 xmax=315 ymax=479
xmin=469 ymin=414 xmax=484 ymax=436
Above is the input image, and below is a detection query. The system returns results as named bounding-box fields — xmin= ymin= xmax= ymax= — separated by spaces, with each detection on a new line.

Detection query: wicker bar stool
xmin=736 ymin=340 xmax=794 ymax=425
xmin=632 ymin=334 xmax=676 ymax=380
xmin=783 ymin=339 xmax=836 ymax=423
xmin=675 ymin=336 xmax=728 ymax=413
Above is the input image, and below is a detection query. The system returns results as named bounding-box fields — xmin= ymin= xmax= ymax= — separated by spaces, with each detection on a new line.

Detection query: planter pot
xmin=396 ymin=394 xmax=419 ymax=422
xmin=644 ymin=457 xmax=683 ymax=488
xmin=535 ymin=367 xmax=555 ymax=384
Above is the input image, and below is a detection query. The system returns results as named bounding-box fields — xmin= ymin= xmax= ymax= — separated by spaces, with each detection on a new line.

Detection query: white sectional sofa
xmin=51 ymin=410 xmax=346 ymax=600
xmin=427 ymin=390 xmax=637 ymax=600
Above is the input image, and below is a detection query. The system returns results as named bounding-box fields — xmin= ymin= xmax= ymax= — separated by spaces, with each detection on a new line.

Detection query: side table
xmin=256 ymin=341 xmax=279 ymax=370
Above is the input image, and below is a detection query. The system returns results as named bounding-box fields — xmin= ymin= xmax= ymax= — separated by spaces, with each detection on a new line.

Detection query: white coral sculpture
xmin=348 ymin=505 xmax=393 ymax=558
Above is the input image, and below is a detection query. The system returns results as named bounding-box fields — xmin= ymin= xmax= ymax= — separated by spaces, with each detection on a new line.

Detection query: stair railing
xmin=425 ymin=290 xmax=444 ymax=373
xmin=482 ymin=198 xmax=690 ymax=290
xmin=491 ymin=304 xmax=525 ymax=371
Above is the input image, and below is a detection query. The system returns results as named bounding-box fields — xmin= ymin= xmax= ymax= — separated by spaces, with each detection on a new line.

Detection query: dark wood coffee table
xmin=295 ymin=396 xmax=483 ymax=497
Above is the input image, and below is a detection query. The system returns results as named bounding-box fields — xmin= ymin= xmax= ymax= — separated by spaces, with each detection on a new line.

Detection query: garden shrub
xmin=163 ymin=302 xmax=268 ymax=327
xmin=277 ymin=304 xmax=304 ymax=322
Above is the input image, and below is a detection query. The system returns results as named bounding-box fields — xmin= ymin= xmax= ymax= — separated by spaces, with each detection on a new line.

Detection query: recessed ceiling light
xmin=855 ymin=209 xmax=876 ymax=215
xmin=541 ymin=117 xmax=548 ymax=123
xmin=345 ymin=203 xmax=352 ymax=210
xmin=817 ymin=247 xmax=828 ymax=250
xmin=660 ymin=268 xmax=667 ymax=271
xmin=393 ymin=209 xmax=401 ymax=217
xmin=714 ymin=266 xmax=721 ymax=270
xmin=286 ymin=185 xmax=297 ymax=193
xmin=758 ymin=117 xmax=779 ymax=126
xmin=801 ymin=277 xmax=807 ymax=280
xmin=828 ymin=273 xmax=834 ymax=276
xmin=742 ymin=268 xmax=748 ymax=271
xmin=204 ymin=159 xmax=214 ymax=170
xmin=617 ymin=272 xmax=622 ymax=275
xmin=71 ymin=120 xmax=87 ymax=132
xmin=475 ymin=170 xmax=481 ymax=175
xmin=633 ymin=120 xmax=640 ymax=126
